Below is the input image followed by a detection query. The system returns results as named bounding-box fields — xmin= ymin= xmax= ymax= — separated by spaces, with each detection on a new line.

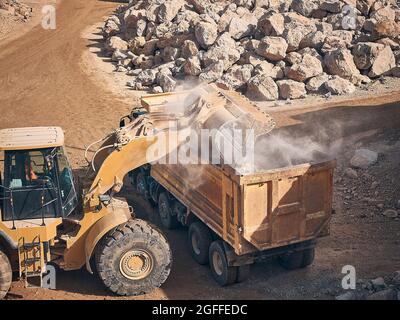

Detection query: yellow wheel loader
xmin=1 ymin=85 xmax=270 ymax=298
xmin=0 ymin=124 xmax=175 ymax=297
xmin=0 ymin=85 xmax=278 ymax=297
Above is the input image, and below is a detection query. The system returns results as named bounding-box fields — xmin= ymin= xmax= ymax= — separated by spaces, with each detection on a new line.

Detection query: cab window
xmin=56 ymin=148 xmax=78 ymax=217
xmin=2 ymin=148 xmax=60 ymax=221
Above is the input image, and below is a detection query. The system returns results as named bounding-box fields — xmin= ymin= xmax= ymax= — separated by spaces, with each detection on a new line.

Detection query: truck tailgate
xmin=237 ymin=160 xmax=336 ymax=251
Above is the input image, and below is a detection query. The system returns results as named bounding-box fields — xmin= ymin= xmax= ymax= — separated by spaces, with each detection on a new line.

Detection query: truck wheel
xmin=278 ymin=248 xmax=315 ymax=270
xmin=130 ymin=170 xmax=138 ymax=188
xmin=158 ymin=192 xmax=179 ymax=230
xmin=0 ymin=250 xmax=12 ymax=299
xmin=95 ymin=219 xmax=172 ymax=296
xmin=236 ymin=264 xmax=250 ymax=283
xmin=300 ymin=248 xmax=315 ymax=267
xmin=209 ymin=240 xmax=237 ymax=286
xmin=188 ymin=222 xmax=212 ymax=265
xmin=136 ymin=171 xmax=148 ymax=197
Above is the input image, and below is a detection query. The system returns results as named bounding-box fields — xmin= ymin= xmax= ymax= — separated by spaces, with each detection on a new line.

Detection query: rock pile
xmin=336 ymin=272 xmax=400 ymax=300
xmin=0 ymin=0 xmax=32 ymax=20
xmin=102 ymin=0 xmax=400 ymax=100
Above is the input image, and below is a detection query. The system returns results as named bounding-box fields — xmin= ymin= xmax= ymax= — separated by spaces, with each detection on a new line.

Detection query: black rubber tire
xmin=136 ymin=171 xmax=149 ymax=198
xmin=208 ymin=241 xmax=237 ymax=286
xmin=0 ymin=250 xmax=12 ymax=299
xmin=188 ymin=222 xmax=213 ymax=265
xmin=95 ymin=219 xmax=172 ymax=296
xmin=130 ymin=170 xmax=138 ymax=188
xmin=279 ymin=248 xmax=315 ymax=270
xmin=158 ymin=192 xmax=179 ymax=230
xmin=300 ymin=248 xmax=315 ymax=267
xmin=236 ymin=264 xmax=251 ymax=283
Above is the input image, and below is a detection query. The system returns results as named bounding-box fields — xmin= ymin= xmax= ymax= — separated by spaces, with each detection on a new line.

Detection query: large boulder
xmin=254 ymin=60 xmax=285 ymax=79
xmin=162 ymin=46 xmax=181 ymax=62
xmin=103 ymin=16 xmax=121 ymax=37
xmin=325 ymin=76 xmax=356 ymax=95
xmin=306 ymin=73 xmax=330 ymax=93
xmin=370 ymin=6 xmax=396 ymax=22
xmin=277 ymin=80 xmax=307 ymax=99
xmin=282 ymin=22 xmax=317 ymax=52
xmin=350 ymin=149 xmax=378 ymax=168
xmin=184 ymin=56 xmax=202 ymax=76
xmin=105 ymin=36 xmax=128 ymax=53
xmin=324 ymin=49 xmax=362 ymax=84
xmin=159 ymin=73 xmax=177 ymax=92
xmin=357 ymin=0 xmax=376 ymax=16
xmin=353 ymin=42 xmax=386 ymax=70
xmin=216 ymin=64 xmax=253 ymax=90
xmin=137 ymin=69 xmax=158 ymax=86
xmin=373 ymin=20 xmax=400 ymax=38
xmin=256 ymin=36 xmax=288 ymax=61
xmin=291 ymin=0 xmax=319 ymax=17
xmin=286 ymin=53 xmax=323 ymax=82
xmin=259 ymin=12 xmax=285 ymax=36
xmin=195 ymin=21 xmax=218 ymax=49
xmin=181 ymin=40 xmax=199 ymax=59
xmin=246 ymin=75 xmax=279 ymax=101
xmin=157 ymin=0 xmax=185 ymax=23
xmin=228 ymin=12 xmax=258 ymax=40
xmin=320 ymin=0 xmax=344 ymax=13
xmin=217 ymin=7 xmax=236 ymax=33
xmin=299 ymin=31 xmax=326 ymax=50
xmin=199 ymin=60 xmax=225 ymax=83
xmin=203 ymin=33 xmax=241 ymax=71
xmin=321 ymin=36 xmax=348 ymax=53
xmin=369 ymin=46 xmax=396 ymax=77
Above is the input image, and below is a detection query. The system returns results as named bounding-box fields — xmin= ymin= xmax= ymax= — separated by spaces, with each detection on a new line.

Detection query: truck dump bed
xmin=151 ymin=159 xmax=335 ymax=256
xmin=137 ymin=85 xmax=335 ymax=256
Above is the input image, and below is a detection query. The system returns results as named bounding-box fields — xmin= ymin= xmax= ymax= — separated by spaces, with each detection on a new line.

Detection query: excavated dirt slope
xmin=0 ymin=0 xmax=399 ymax=300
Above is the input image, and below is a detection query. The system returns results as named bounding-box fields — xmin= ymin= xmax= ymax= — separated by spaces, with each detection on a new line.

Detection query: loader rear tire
xmin=0 ymin=250 xmax=12 ymax=299
xmin=95 ymin=219 xmax=172 ymax=296
xmin=158 ymin=192 xmax=179 ymax=230
xmin=278 ymin=248 xmax=315 ymax=270
xmin=188 ymin=221 xmax=212 ymax=265
xmin=209 ymin=241 xmax=237 ymax=286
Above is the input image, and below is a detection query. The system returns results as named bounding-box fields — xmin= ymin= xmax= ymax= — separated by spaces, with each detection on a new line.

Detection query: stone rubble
xmin=336 ymin=271 xmax=400 ymax=300
xmin=102 ymin=0 xmax=400 ymax=100
xmin=0 ymin=0 xmax=32 ymax=20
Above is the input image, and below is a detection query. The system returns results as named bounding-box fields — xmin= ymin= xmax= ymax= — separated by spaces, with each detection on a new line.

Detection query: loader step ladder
xmin=18 ymin=236 xmax=45 ymax=288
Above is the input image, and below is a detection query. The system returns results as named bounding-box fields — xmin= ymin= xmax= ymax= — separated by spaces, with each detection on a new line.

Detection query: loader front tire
xmin=95 ymin=219 xmax=172 ymax=296
xmin=0 ymin=249 xmax=12 ymax=299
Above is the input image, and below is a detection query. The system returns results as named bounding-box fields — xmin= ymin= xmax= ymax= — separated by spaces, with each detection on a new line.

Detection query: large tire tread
xmin=0 ymin=250 xmax=12 ymax=300
xmin=95 ymin=219 xmax=172 ymax=296
xmin=188 ymin=221 xmax=212 ymax=265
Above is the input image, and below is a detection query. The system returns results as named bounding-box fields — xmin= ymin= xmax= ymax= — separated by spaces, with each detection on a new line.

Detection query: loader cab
xmin=0 ymin=127 xmax=78 ymax=223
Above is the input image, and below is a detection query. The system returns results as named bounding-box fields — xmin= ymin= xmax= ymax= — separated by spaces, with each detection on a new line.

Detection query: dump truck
xmin=126 ymin=86 xmax=336 ymax=286
xmin=0 ymin=86 xmax=241 ymax=298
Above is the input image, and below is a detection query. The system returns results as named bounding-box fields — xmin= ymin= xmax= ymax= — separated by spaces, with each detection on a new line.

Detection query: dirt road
xmin=1 ymin=0 xmax=400 ymax=300
xmin=0 ymin=0 xmax=131 ymax=167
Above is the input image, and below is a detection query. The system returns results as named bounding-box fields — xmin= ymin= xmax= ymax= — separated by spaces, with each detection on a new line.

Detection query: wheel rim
xmin=191 ymin=232 xmax=201 ymax=255
xmin=212 ymin=251 xmax=224 ymax=276
xmin=119 ymin=249 xmax=153 ymax=280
